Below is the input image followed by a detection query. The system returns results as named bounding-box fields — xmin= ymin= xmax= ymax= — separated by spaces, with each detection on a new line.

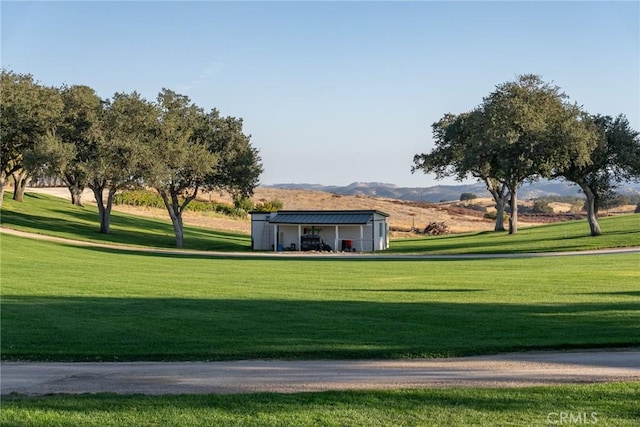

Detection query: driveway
xmin=2 ymin=350 xmax=639 ymax=396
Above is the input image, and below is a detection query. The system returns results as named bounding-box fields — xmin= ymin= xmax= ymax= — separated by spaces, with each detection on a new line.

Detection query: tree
xmin=474 ymin=74 xmax=595 ymax=234
xmin=413 ymin=74 xmax=597 ymax=235
xmin=57 ymin=85 xmax=104 ymax=205
xmin=143 ymin=89 xmax=218 ymax=248
xmin=199 ymin=109 xmax=263 ymax=204
xmin=554 ymin=114 xmax=640 ymax=236
xmin=0 ymin=69 xmax=63 ymax=206
xmin=88 ymin=92 xmax=157 ymax=233
xmin=412 ymin=111 xmax=510 ymax=231
xmin=25 ymin=85 xmax=103 ymax=206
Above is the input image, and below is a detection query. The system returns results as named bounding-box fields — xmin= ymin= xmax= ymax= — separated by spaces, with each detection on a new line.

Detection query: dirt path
xmin=2 ymin=350 xmax=638 ymax=396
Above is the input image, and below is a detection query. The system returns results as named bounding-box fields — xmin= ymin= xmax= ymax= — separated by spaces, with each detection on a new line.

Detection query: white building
xmin=250 ymin=210 xmax=390 ymax=252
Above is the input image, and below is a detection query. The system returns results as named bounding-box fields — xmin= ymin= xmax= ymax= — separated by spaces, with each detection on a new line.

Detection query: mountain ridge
xmin=263 ymin=180 xmax=640 ymax=203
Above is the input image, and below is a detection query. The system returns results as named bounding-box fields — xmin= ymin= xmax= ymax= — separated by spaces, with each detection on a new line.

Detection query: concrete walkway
xmin=2 ymin=350 xmax=639 ymax=396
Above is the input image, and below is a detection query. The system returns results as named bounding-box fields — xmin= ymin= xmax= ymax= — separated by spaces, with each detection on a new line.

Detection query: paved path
xmin=2 ymin=350 xmax=639 ymax=396
xmin=2 ymin=227 xmax=640 ymax=259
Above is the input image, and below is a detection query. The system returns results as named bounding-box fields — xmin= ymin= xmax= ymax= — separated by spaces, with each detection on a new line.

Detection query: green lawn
xmin=0 ymin=192 xmax=251 ymax=251
xmin=2 ymin=232 xmax=639 ymax=361
xmin=2 ymin=191 xmax=639 ymax=423
xmin=388 ymin=214 xmax=640 ymax=254
xmin=2 ymin=383 xmax=638 ymax=426
xmin=2 ymin=191 xmax=639 ymax=254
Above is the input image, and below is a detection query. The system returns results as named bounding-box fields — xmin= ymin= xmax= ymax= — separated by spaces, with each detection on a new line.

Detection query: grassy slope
xmin=0 ymin=192 xmax=251 ymax=251
xmin=388 ymin=214 xmax=640 ymax=254
xmin=2 ymin=191 xmax=639 ymax=254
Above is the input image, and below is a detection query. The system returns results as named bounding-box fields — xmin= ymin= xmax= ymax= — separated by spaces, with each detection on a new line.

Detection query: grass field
xmin=1 ymin=192 xmax=639 ymax=425
xmin=2 ymin=383 xmax=639 ymax=426
xmin=388 ymin=214 xmax=640 ymax=253
xmin=2 ymin=230 xmax=639 ymax=361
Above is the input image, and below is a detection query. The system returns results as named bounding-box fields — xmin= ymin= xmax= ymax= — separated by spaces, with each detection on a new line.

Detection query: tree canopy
xmin=1 ymin=69 xmax=63 ymax=206
xmin=1 ymin=69 xmax=263 ymax=246
xmin=412 ymin=74 xmax=632 ymax=236
xmin=553 ymin=114 xmax=640 ymax=235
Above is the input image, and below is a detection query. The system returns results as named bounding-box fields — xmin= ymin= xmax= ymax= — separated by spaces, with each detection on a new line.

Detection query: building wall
xmin=372 ymin=212 xmax=390 ymax=251
xmin=250 ymin=212 xmax=389 ymax=252
xmin=250 ymin=212 xmax=272 ymax=250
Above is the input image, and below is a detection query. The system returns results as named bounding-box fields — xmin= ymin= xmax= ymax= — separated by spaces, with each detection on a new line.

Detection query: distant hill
xmin=264 ymin=180 xmax=640 ymax=203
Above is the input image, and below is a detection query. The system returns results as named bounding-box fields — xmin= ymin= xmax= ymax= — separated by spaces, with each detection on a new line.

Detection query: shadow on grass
xmin=348 ymin=288 xmax=485 ymax=293
xmin=576 ymin=291 xmax=640 ymax=297
xmin=2 ymin=296 xmax=638 ymax=362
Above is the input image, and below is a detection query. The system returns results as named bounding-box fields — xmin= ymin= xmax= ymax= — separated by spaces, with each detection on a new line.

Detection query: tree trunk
xmin=91 ymin=185 xmax=115 ymax=234
xmin=12 ymin=169 xmax=29 ymax=202
xmin=494 ymin=198 xmax=506 ymax=232
xmin=158 ymin=189 xmax=185 ymax=248
xmin=69 ymin=182 xmax=84 ymax=207
xmin=508 ymin=185 xmax=518 ymax=235
xmin=485 ymin=180 xmax=508 ymax=232
xmin=578 ymin=182 xmax=601 ymax=236
xmin=0 ymin=173 xmax=5 ymax=208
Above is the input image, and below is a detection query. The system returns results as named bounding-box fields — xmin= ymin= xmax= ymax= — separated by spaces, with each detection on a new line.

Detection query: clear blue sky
xmin=2 ymin=1 xmax=639 ymax=187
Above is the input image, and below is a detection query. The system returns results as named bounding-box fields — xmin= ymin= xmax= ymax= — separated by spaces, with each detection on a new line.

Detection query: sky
xmin=2 ymin=1 xmax=639 ymax=188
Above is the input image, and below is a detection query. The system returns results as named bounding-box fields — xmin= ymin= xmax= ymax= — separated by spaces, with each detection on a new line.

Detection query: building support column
xmin=359 ymin=225 xmax=364 ymax=252
xmin=335 ymin=225 xmax=339 ymax=252
xmin=371 ymin=221 xmax=375 ymax=252
xmin=273 ymin=224 xmax=278 ymax=252
xmin=297 ymin=225 xmax=302 ymax=251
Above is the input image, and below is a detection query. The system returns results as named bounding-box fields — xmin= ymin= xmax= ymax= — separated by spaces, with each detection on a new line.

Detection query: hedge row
xmin=113 ymin=190 xmax=240 ymax=217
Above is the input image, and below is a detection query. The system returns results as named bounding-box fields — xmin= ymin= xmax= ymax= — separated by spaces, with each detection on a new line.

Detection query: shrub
xmin=531 ymin=199 xmax=554 ymax=214
xmin=460 ymin=192 xmax=477 ymax=201
xmin=234 ymin=197 xmax=255 ymax=212
xmin=113 ymin=190 xmax=241 ymax=216
xmin=113 ymin=190 xmax=165 ymax=209
xmin=254 ymin=198 xmax=283 ymax=212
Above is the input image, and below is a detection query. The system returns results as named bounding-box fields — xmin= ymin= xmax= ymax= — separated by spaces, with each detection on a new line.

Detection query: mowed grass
xmin=2 ymin=232 xmax=639 ymax=361
xmin=2 ymin=383 xmax=639 ymax=427
xmin=2 ymin=192 xmax=639 ymax=424
xmin=388 ymin=214 xmax=640 ymax=254
xmin=2 ymin=190 xmax=639 ymax=254
xmin=0 ymin=192 xmax=251 ymax=251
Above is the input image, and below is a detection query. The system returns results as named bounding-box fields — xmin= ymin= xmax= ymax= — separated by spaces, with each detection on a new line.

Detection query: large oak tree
xmin=554 ymin=114 xmax=640 ymax=236
xmin=413 ymin=111 xmax=510 ymax=231
xmin=89 ymin=92 xmax=157 ymax=233
xmin=143 ymin=89 xmax=218 ymax=248
xmin=26 ymin=85 xmax=103 ymax=206
xmin=414 ymin=75 xmax=598 ymax=234
xmin=0 ymin=69 xmax=63 ymax=206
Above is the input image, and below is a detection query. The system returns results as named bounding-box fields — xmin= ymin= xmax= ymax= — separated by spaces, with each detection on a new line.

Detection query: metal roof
xmin=268 ymin=210 xmax=385 ymax=225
